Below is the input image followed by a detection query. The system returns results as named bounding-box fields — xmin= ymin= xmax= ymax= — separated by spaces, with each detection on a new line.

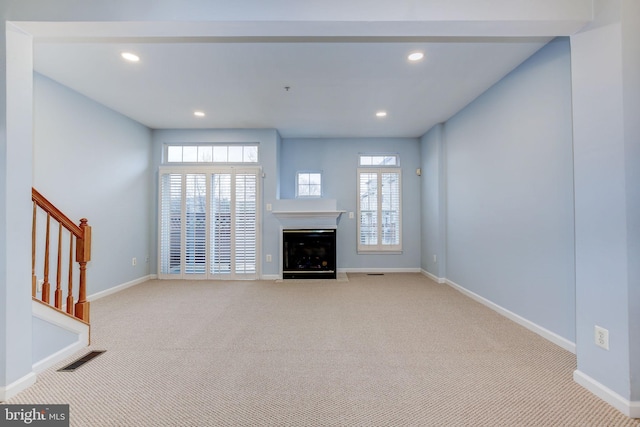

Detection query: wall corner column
xmin=570 ymin=0 xmax=640 ymax=416
xmin=0 ymin=23 xmax=36 ymax=399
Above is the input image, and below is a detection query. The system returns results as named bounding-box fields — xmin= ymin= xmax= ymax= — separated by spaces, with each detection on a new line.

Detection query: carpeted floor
xmin=8 ymin=273 xmax=640 ymax=426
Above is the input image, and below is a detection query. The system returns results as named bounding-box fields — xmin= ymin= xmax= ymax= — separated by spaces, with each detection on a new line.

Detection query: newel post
xmin=75 ymin=218 xmax=91 ymax=322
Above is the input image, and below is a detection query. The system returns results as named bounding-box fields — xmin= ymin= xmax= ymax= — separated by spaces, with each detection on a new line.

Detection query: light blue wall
xmin=33 ymin=74 xmax=153 ymax=295
xmin=32 ymin=317 xmax=78 ymax=365
xmin=280 ymin=138 xmax=421 ymax=271
xmin=420 ymin=124 xmax=446 ymax=279
xmin=1 ymin=24 xmax=34 ymax=388
xmin=441 ymin=38 xmax=576 ymax=342
xmin=622 ymin=0 xmax=640 ymax=401
xmin=151 ymin=129 xmax=281 ymax=277
xmin=571 ymin=0 xmax=640 ymax=400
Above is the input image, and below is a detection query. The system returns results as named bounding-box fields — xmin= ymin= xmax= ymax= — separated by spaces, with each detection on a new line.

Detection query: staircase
xmin=31 ymin=188 xmax=91 ymax=358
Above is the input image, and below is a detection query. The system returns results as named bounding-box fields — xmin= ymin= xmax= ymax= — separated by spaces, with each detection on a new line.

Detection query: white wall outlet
xmin=132 ymin=257 xmax=137 ymax=266
xmin=37 ymin=279 xmax=44 ymax=293
xmin=595 ymin=325 xmax=609 ymax=350
xmin=266 ymin=254 xmax=272 ymax=262
xmin=349 ymin=212 xmax=354 ymax=219
xmin=266 ymin=203 xmax=272 ymax=211
xmin=433 ymin=254 xmax=437 ymax=263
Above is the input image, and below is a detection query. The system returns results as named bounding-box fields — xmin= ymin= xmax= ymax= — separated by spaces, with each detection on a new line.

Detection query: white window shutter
xmin=159 ymin=167 xmax=260 ymax=280
xmin=210 ymin=173 xmax=232 ymax=275
xmin=235 ymin=173 xmax=258 ymax=275
xmin=160 ymin=174 xmax=182 ymax=275
xmin=357 ymin=168 xmax=402 ymax=252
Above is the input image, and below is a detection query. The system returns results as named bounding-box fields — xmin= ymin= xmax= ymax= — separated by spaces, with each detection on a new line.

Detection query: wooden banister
xmin=32 ymin=188 xmax=91 ymax=323
xmin=32 ymin=188 xmax=83 ymax=238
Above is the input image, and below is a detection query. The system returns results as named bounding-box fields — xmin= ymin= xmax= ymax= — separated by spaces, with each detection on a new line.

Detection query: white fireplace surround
xmin=272 ymin=199 xmax=345 ymax=229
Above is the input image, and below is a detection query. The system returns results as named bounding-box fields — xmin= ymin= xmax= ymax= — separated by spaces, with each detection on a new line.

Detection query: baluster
xmin=67 ymin=233 xmax=74 ymax=315
xmin=75 ymin=218 xmax=91 ymax=322
xmin=42 ymin=213 xmax=51 ymax=304
xmin=32 ymin=202 xmax=37 ymax=297
xmin=55 ymin=223 xmax=63 ymax=309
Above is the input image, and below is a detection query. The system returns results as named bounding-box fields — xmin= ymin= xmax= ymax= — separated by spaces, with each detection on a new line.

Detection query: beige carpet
xmin=8 ymin=273 xmax=640 ymax=426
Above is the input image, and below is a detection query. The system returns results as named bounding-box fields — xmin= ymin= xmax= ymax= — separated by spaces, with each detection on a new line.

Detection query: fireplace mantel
xmin=272 ymin=199 xmax=345 ymax=228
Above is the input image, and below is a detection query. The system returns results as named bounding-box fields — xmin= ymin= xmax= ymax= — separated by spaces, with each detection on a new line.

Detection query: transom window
xmin=296 ymin=172 xmax=322 ymax=198
xmin=165 ymin=144 xmax=258 ymax=164
xmin=359 ymin=154 xmax=398 ymax=166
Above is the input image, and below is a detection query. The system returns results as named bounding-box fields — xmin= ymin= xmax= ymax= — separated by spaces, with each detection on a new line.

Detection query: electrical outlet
xmin=132 ymin=257 xmax=137 ymax=266
xmin=266 ymin=254 xmax=272 ymax=262
xmin=433 ymin=254 xmax=437 ymax=263
xmin=595 ymin=325 xmax=609 ymax=350
xmin=37 ymin=279 xmax=44 ymax=293
xmin=266 ymin=203 xmax=272 ymax=211
xmin=349 ymin=212 xmax=354 ymax=219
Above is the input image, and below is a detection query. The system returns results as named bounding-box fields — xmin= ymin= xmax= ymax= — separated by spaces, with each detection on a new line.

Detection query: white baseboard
xmin=338 ymin=267 xmax=422 ymax=274
xmin=88 ymin=274 xmax=156 ymax=302
xmin=32 ymin=300 xmax=90 ymax=374
xmin=32 ymin=300 xmax=89 ymax=338
xmin=421 ymin=269 xmax=446 ymax=284
xmin=574 ymin=370 xmax=640 ymax=418
xmin=32 ymin=341 xmax=87 ymax=374
xmin=0 ymin=372 xmax=37 ymax=402
xmin=445 ymin=278 xmax=576 ymax=354
xmin=261 ymin=274 xmax=281 ymax=280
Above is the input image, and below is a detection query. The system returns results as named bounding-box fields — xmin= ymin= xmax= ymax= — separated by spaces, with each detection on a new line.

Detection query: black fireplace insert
xmin=283 ymin=229 xmax=336 ymax=279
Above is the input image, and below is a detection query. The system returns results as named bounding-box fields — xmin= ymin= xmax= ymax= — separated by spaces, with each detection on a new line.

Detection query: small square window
xmin=297 ymin=172 xmax=322 ymax=198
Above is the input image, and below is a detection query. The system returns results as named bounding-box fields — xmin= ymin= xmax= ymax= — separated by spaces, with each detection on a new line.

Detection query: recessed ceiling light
xmin=376 ymin=111 xmax=387 ymax=118
xmin=408 ymin=52 xmax=424 ymax=62
xmin=121 ymin=52 xmax=140 ymax=62
xmin=194 ymin=111 xmax=205 ymax=117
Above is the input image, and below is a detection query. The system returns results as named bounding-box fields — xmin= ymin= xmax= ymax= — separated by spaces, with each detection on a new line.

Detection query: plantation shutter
xmin=159 ymin=167 xmax=259 ymax=280
xmin=235 ymin=173 xmax=257 ymax=275
xmin=381 ymin=172 xmax=400 ymax=247
xmin=160 ymin=174 xmax=182 ymax=275
xmin=184 ymin=174 xmax=207 ymax=275
xmin=358 ymin=172 xmax=378 ymax=247
xmin=357 ymin=168 xmax=402 ymax=252
xmin=210 ymin=173 xmax=232 ymax=275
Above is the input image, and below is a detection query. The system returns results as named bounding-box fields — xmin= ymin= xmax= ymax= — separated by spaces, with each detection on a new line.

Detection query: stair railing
xmin=32 ymin=188 xmax=91 ymax=322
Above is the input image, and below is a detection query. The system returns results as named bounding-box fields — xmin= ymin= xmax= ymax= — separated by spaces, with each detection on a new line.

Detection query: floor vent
xmin=58 ymin=350 xmax=106 ymax=372
xmin=367 ymin=273 xmax=384 ymax=276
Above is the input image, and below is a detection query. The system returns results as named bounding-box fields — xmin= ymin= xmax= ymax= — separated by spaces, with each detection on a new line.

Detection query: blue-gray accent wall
xmin=280 ymin=138 xmax=421 ymax=271
xmin=421 ymin=38 xmax=576 ymax=342
xmin=33 ymin=74 xmax=154 ymax=296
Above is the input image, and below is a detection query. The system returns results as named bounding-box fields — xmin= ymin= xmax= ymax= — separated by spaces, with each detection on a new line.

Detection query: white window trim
xmin=358 ymin=153 xmax=399 ymax=167
xmin=295 ymin=170 xmax=323 ymax=198
xmin=356 ymin=167 xmax=402 ymax=253
xmin=158 ymin=165 xmax=262 ymax=280
xmin=163 ymin=143 xmax=259 ymax=164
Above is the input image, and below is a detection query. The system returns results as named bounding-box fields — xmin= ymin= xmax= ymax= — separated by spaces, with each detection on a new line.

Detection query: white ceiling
xmin=33 ymin=37 xmax=552 ymax=138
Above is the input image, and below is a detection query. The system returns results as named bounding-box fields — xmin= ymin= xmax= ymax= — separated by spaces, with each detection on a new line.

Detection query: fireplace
xmin=282 ymin=229 xmax=336 ymax=279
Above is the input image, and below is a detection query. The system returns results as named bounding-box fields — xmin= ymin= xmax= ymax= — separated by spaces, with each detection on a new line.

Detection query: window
xmin=165 ymin=144 xmax=258 ymax=164
xmin=359 ymin=154 xmax=398 ymax=166
xmin=357 ymin=168 xmax=402 ymax=252
xmin=159 ymin=167 xmax=260 ymax=279
xmin=296 ymin=172 xmax=322 ymax=198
